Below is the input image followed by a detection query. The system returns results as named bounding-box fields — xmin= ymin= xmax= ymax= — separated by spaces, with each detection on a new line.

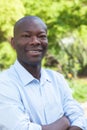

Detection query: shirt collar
xmin=40 ymin=68 xmax=51 ymax=85
xmin=13 ymin=60 xmax=51 ymax=86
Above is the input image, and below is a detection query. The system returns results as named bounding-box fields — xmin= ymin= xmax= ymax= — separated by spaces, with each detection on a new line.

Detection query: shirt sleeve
xmin=60 ymin=76 xmax=87 ymax=130
xmin=0 ymin=80 xmax=42 ymax=130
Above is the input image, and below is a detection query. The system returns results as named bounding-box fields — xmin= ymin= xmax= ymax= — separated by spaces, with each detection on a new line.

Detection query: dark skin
xmin=11 ymin=16 xmax=82 ymax=130
xmin=11 ymin=16 xmax=48 ymax=79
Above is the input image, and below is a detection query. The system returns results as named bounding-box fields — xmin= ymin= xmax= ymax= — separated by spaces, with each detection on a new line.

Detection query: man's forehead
xmin=15 ymin=16 xmax=46 ymax=28
xmin=14 ymin=16 xmax=47 ymax=34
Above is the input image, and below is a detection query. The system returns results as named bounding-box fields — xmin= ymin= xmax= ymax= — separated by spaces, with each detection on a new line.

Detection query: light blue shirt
xmin=0 ymin=60 xmax=86 ymax=130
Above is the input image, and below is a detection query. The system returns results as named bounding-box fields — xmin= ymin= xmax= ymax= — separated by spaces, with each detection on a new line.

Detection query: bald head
xmin=11 ymin=15 xmax=48 ymax=69
xmin=14 ymin=16 xmax=47 ymax=37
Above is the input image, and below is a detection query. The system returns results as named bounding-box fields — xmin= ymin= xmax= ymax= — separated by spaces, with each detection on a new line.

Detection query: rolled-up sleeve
xmin=0 ymin=81 xmax=42 ymax=130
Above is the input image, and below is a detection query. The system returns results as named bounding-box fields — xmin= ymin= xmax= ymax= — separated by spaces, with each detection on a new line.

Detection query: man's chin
xmin=25 ymin=61 xmax=41 ymax=67
xmin=29 ymin=62 xmax=40 ymax=67
xmin=18 ymin=58 xmax=41 ymax=67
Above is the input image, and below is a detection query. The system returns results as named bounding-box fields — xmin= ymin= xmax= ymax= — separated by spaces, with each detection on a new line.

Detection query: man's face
xmin=12 ymin=19 xmax=48 ymax=66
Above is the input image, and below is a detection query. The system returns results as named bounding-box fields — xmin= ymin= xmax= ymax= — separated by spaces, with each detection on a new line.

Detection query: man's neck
xmin=20 ymin=61 xmax=41 ymax=80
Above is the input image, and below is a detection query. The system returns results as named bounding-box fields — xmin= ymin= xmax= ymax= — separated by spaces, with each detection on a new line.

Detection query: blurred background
xmin=0 ymin=0 xmax=87 ymax=108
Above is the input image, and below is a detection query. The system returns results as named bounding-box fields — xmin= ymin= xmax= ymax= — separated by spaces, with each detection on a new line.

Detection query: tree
xmin=0 ymin=0 xmax=25 ymax=42
xmin=0 ymin=0 xmax=25 ymax=70
xmin=0 ymin=42 xmax=16 ymax=71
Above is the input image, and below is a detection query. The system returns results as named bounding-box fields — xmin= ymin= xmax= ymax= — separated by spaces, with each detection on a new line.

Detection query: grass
xmin=67 ymin=78 xmax=87 ymax=103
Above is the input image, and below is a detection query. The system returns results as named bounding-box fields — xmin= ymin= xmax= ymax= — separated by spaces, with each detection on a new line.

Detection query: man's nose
xmin=30 ymin=36 xmax=41 ymax=45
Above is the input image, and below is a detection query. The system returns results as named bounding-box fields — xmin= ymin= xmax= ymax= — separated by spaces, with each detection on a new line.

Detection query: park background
xmin=0 ymin=0 xmax=87 ymax=115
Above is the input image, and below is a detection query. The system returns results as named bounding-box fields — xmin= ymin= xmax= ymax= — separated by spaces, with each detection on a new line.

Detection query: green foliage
xmin=0 ymin=0 xmax=25 ymax=41
xmin=0 ymin=0 xmax=24 ymax=69
xmin=67 ymin=78 xmax=87 ymax=102
xmin=0 ymin=42 xmax=16 ymax=70
xmin=58 ymin=33 xmax=87 ymax=77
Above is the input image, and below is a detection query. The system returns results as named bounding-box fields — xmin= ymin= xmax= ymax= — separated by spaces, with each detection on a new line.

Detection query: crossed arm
xmin=0 ymin=80 xmax=84 ymax=130
xmin=42 ymin=116 xmax=82 ymax=130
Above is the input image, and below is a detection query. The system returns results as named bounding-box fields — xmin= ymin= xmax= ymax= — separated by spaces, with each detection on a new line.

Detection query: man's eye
xmin=39 ymin=35 xmax=47 ymax=39
xmin=22 ymin=34 xmax=30 ymax=37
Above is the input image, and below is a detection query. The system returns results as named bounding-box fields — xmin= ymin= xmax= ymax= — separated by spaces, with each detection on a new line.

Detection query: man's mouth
xmin=26 ymin=49 xmax=42 ymax=56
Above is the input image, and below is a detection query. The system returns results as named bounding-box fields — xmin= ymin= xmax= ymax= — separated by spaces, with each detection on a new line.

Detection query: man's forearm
xmin=42 ymin=116 xmax=70 ymax=130
xmin=69 ymin=126 xmax=82 ymax=130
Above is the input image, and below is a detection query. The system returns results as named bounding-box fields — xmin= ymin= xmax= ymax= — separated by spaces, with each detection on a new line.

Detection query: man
xmin=0 ymin=16 xmax=86 ymax=130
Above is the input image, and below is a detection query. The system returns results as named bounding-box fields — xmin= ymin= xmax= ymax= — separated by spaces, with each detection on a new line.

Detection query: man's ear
xmin=11 ymin=37 xmax=16 ymax=49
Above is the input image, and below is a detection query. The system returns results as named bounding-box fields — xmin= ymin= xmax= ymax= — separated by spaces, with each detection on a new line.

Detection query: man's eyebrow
xmin=23 ymin=31 xmax=31 ymax=33
xmin=23 ymin=30 xmax=46 ymax=33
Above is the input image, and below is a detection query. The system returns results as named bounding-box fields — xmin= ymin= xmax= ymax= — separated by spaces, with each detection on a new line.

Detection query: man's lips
xmin=25 ymin=49 xmax=43 ymax=56
xmin=25 ymin=47 xmax=42 ymax=51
